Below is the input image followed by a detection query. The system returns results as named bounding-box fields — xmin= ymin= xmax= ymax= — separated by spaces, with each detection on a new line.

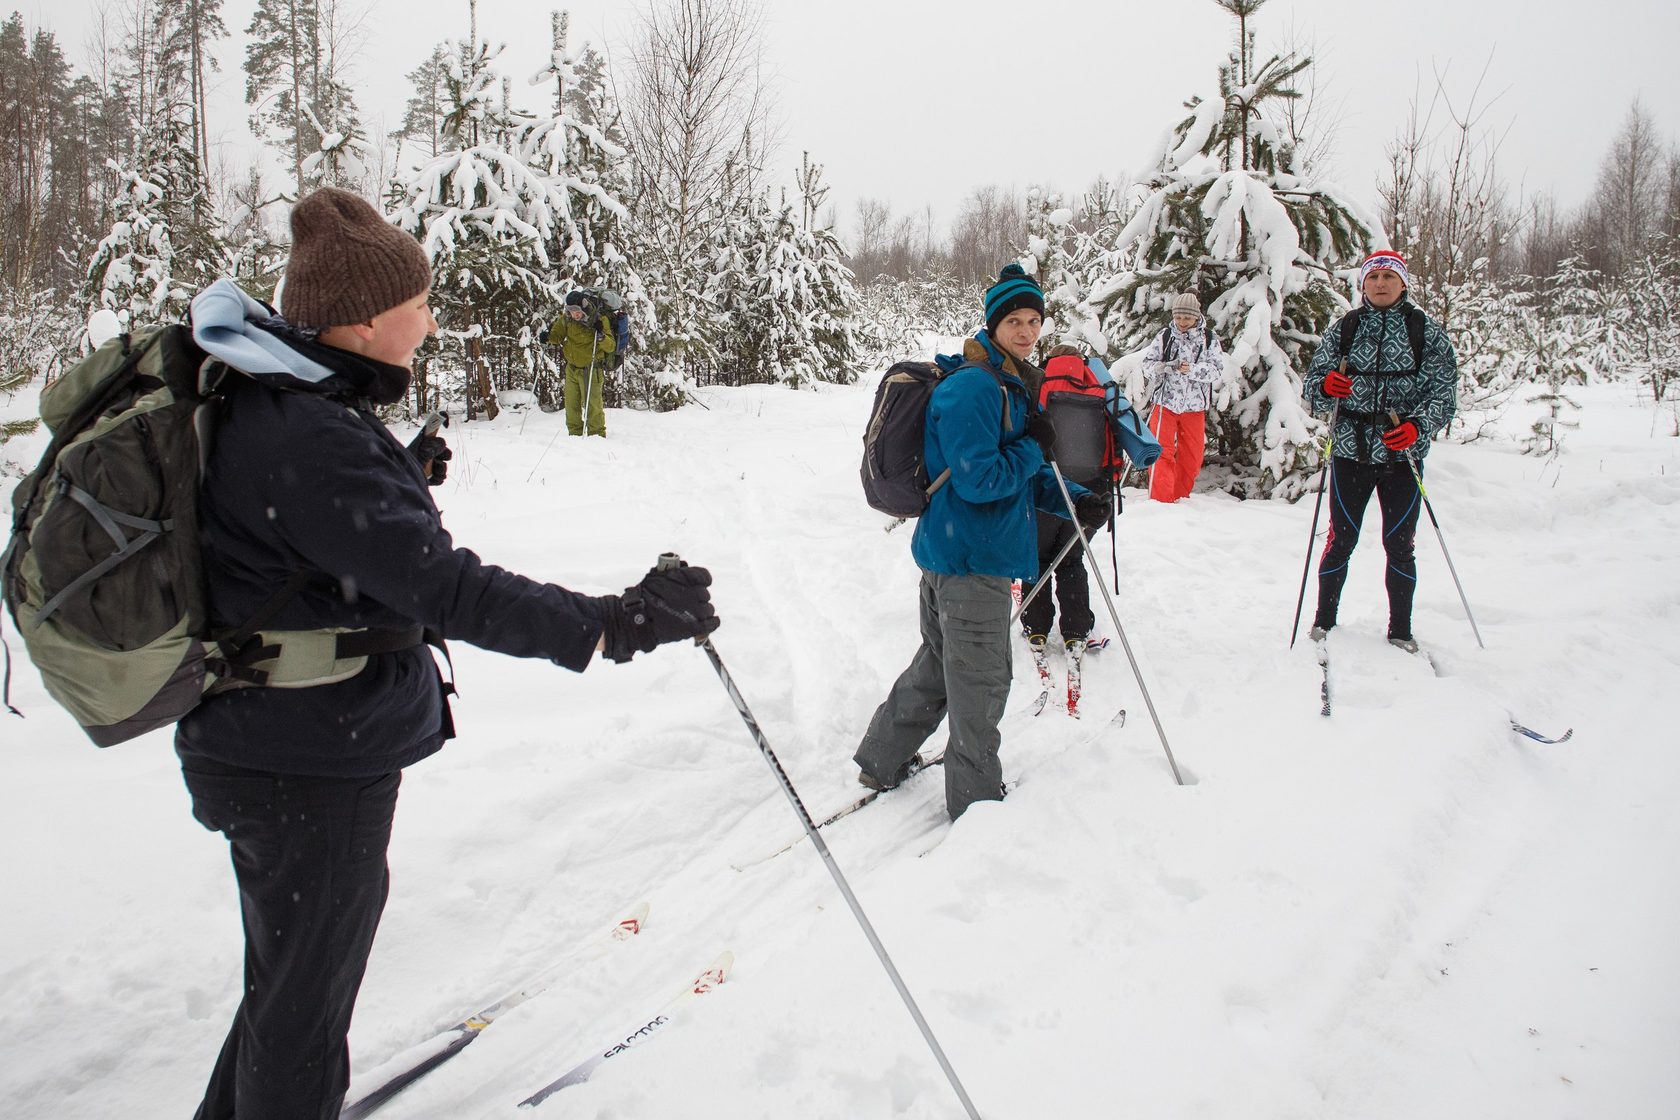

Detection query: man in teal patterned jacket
xmin=1301 ymin=250 xmax=1459 ymax=652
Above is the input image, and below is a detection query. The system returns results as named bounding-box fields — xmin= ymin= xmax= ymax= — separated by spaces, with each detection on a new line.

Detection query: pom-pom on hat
xmin=984 ymin=264 xmax=1046 ymax=334
xmin=281 ymin=187 xmax=432 ymax=329
xmin=1360 ymin=250 xmax=1409 ymax=289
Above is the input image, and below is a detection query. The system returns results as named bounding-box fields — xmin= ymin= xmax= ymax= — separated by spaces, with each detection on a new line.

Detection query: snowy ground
xmin=2 ymin=374 xmax=1677 ymax=1119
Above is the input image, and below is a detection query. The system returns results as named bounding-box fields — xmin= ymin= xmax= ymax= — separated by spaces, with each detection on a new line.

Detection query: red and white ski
xmin=341 ymin=902 xmax=649 ymax=1118
xmin=518 ymin=951 xmax=733 ymax=1107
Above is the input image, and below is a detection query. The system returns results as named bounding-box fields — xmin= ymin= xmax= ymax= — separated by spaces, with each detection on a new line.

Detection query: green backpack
xmin=2 ymin=325 xmax=412 ymax=746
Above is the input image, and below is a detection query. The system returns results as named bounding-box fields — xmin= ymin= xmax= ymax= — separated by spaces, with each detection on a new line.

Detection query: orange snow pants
xmin=1148 ymin=406 xmax=1206 ymax=502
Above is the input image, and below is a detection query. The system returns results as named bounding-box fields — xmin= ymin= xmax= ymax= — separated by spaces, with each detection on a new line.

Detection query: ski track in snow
xmin=2 ymin=380 xmax=1677 ymax=1118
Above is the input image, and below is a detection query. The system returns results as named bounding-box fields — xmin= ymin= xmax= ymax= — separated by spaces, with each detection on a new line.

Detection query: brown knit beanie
xmin=281 ymin=187 xmax=432 ymax=328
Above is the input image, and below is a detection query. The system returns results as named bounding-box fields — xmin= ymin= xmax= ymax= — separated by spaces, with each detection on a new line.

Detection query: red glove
xmin=1323 ymin=370 xmax=1353 ymax=398
xmin=1382 ymin=420 xmax=1419 ymax=451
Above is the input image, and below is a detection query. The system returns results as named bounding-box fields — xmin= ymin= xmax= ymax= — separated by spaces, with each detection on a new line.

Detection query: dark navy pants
xmin=182 ymin=762 xmax=401 ymax=1120
xmin=1313 ymin=456 xmax=1423 ymax=640
xmin=1021 ymin=510 xmax=1095 ymax=644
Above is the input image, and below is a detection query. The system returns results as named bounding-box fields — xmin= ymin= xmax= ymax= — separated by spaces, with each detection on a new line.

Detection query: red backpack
xmin=1038 ymin=354 xmax=1163 ymax=486
xmin=1040 ymin=354 xmax=1117 ymax=485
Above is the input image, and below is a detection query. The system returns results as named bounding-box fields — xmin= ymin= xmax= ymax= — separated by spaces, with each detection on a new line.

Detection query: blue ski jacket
xmin=911 ymin=333 xmax=1083 ymax=580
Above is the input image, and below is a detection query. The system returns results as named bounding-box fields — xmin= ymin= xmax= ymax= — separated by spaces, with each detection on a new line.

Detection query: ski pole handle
xmin=421 ymin=410 xmax=446 ymax=438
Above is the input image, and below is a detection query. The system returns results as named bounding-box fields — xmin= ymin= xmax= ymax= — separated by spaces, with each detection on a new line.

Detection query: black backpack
xmin=1336 ymin=303 xmax=1425 ymax=373
xmin=860 ymin=361 xmax=1008 ymax=519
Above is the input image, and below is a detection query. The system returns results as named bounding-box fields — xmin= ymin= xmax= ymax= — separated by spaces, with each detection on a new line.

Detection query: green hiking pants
xmin=564 ymin=364 xmax=606 ymax=436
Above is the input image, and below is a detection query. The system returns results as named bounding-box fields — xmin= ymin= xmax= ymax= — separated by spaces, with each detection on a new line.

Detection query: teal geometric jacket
xmin=1302 ymin=297 xmax=1459 ymax=465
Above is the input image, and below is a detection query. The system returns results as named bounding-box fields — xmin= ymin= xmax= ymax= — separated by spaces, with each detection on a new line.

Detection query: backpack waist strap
xmin=211 ymin=625 xmax=427 ymax=689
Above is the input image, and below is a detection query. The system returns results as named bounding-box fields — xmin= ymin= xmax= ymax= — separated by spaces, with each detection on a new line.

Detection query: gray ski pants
xmin=854 ymin=570 xmax=1013 ymax=820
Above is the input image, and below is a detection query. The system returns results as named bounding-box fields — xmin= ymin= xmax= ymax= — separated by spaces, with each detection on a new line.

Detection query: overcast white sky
xmin=39 ymin=0 xmax=1680 ymax=239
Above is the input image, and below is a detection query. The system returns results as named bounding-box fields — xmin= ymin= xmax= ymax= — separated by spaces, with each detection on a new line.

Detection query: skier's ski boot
xmin=857 ymin=757 xmax=916 ymax=793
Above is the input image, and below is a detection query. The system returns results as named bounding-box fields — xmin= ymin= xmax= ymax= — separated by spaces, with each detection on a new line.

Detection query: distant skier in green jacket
xmin=548 ymin=290 xmax=616 ymax=436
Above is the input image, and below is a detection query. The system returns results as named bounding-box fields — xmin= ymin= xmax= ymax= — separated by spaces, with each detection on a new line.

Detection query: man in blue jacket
xmin=854 ymin=265 xmax=1107 ymax=820
xmin=177 ymin=187 xmax=719 ymax=1120
xmin=1302 ymin=250 xmax=1459 ymax=652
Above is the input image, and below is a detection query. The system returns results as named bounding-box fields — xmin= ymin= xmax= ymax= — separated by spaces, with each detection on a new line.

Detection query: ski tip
xmin=694 ymin=951 xmax=734 ymax=992
xmin=613 ymin=901 xmax=652 ymax=939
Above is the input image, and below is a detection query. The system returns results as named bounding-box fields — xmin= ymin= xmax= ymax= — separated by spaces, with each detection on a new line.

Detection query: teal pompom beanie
xmin=983 ymin=263 xmax=1046 ymax=334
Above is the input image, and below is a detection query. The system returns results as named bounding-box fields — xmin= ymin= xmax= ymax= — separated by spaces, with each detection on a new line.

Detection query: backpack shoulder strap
xmin=1404 ymin=304 xmax=1426 ymax=371
xmin=1337 ymin=307 xmax=1362 ymax=359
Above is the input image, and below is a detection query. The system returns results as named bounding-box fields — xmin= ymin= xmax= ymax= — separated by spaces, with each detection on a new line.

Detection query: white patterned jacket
xmin=1140 ymin=323 xmax=1224 ymax=414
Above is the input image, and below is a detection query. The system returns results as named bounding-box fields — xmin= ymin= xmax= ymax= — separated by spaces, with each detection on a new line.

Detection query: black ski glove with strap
xmin=600 ymin=561 xmax=720 ymax=663
xmin=407 ymin=433 xmax=452 ymax=485
xmin=1074 ymin=491 xmax=1109 ymax=532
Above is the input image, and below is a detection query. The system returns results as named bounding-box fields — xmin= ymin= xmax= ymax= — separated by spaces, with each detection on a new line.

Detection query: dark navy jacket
xmin=176 ymin=295 xmax=607 ymax=777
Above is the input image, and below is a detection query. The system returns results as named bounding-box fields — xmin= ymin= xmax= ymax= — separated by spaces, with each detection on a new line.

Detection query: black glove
xmin=600 ymin=561 xmax=721 ymax=663
xmin=1074 ymin=491 xmax=1110 ymax=532
xmin=1025 ymin=409 xmax=1057 ymax=459
xmin=407 ymin=433 xmax=452 ymax=486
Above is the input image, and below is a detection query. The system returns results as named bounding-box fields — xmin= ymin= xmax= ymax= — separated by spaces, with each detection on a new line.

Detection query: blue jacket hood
xmin=192 ymin=280 xmax=337 ymax=384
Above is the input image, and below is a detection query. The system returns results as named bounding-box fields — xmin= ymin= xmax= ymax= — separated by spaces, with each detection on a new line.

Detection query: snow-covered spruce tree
xmin=1083 ymin=0 xmax=1378 ymax=497
xmin=0 ymin=287 xmax=74 ymax=455
xmin=1020 ymin=187 xmax=1084 ymax=349
xmin=299 ymin=95 xmax=373 ymax=193
xmin=1433 ymin=259 xmax=1518 ymax=443
xmin=84 ymin=0 xmax=224 ymax=329
xmin=85 ymin=161 xmax=177 ymax=329
xmin=391 ymin=4 xmax=624 ymax=416
xmin=1061 ymin=175 xmax=1136 ymax=354
xmin=783 ymin=155 xmax=862 ymax=385
xmin=1610 ymin=242 xmax=1680 ymax=408
xmin=1500 ymin=259 xmax=1604 ymax=456
xmin=704 ymin=155 xmax=860 ymax=388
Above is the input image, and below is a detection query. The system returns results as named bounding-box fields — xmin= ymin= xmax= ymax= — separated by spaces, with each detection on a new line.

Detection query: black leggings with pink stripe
xmin=1313 ymin=457 xmax=1422 ymax=640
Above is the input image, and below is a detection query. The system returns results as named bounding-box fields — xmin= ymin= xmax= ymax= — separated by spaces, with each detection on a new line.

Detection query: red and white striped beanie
xmin=1360 ymin=250 xmax=1409 ymax=288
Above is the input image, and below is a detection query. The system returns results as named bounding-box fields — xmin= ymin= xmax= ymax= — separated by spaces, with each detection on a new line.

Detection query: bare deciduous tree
xmin=1378 ymin=57 xmax=1515 ymax=326
xmin=948 ymin=184 xmax=1024 ymax=284
xmin=1584 ymin=99 xmax=1669 ymax=276
xmin=620 ymin=0 xmax=774 ymax=257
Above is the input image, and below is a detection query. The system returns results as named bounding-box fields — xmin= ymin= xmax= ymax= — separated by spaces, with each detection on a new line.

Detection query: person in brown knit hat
xmin=281 ymin=186 xmax=434 ymax=330
xmin=170 ymin=187 xmax=720 ymax=1119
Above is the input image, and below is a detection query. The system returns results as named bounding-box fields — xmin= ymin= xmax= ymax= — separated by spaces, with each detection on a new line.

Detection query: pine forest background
xmin=1 ymin=0 xmax=1677 ymax=496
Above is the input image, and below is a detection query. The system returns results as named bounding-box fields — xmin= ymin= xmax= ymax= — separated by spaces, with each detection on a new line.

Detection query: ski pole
xmin=657 ymin=555 xmax=984 ymax=1120
xmin=1047 ymin=468 xmax=1186 ymax=786
xmin=580 ymin=329 xmax=600 ymax=436
xmin=1011 ymin=528 xmax=1080 ymax=627
xmin=1386 ymin=411 xmax=1485 ymax=650
xmin=1289 ymin=402 xmax=1337 ymax=649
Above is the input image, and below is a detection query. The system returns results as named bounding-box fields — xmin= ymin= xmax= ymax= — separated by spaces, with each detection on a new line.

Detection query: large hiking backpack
xmin=567 ymin=288 xmax=632 ymax=369
xmin=1040 ymin=353 xmax=1161 ymax=485
xmin=2 ymin=325 xmax=407 ymax=746
xmin=2 ymin=326 xmax=214 ymax=744
xmin=860 ymin=360 xmax=1008 ymax=519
